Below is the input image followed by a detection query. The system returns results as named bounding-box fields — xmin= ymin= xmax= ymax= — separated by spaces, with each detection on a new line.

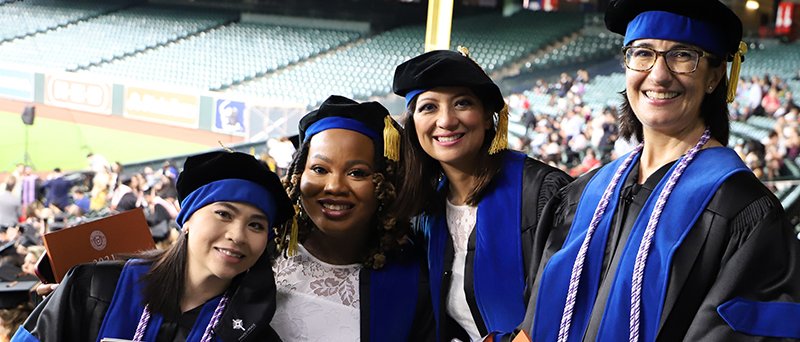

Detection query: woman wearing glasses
xmin=516 ymin=0 xmax=800 ymax=341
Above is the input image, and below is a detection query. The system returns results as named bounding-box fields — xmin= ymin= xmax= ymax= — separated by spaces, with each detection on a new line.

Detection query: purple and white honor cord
xmin=629 ymin=129 xmax=710 ymax=342
xmin=556 ymin=129 xmax=711 ymax=342
xmin=132 ymin=295 xmax=230 ymax=342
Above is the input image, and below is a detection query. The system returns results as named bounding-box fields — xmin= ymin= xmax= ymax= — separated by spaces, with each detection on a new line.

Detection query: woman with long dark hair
xmin=392 ymin=49 xmax=572 ymax=341
xmin=522 ymin=0 xmax=800 ymax=340
xmin=14 ymin=151 xmax=292 ymax=341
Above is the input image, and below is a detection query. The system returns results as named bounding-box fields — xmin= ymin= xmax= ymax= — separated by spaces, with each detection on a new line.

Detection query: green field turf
xmin=0 ymin=111 xmax=211 ymax=173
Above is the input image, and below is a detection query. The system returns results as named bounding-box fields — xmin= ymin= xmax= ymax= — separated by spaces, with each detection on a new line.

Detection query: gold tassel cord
xmin=488 ymin=103 xmax=509 ymax=155
xmin=726 ymin=41 xmax=747 ymax=103
xmin=217 ymin=141 xmax=235 ymax=153
xmin=383 ymin=116 xmax=401 ymax=162
xmin=457 ymin=45 xmax=470 ymax=58
xmin=287 ymin=204 xmax=300 ymax=257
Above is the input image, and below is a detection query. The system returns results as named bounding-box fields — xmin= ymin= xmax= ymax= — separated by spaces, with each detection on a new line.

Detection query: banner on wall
xmin=0 ymin=68 xmax=34 ymax=101
xmin=44 ymin=73 xmax=112 ymax=115
xmin=124 ymin=86 xmax=200 ymax=128
xmin=245 ymin=102 xmax=306 ymax=141
xmin=213 ymin=99 xmax=247 ymax=136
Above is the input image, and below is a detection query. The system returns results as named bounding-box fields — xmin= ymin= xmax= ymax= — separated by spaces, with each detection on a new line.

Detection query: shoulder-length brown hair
xmin=273 ymin=135 xmax=409 ymax=270
xmin=394 ymin=95 xmax=503 ymax=218
xmin=619 ymin=57 xmax=730 ymax=145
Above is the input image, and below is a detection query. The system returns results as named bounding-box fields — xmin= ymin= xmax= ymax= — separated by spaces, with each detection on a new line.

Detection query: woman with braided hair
xmin=516 ymin=0 xmax=800 ymax=341
xmin=270 ymin=95 xmax=432 ymax=341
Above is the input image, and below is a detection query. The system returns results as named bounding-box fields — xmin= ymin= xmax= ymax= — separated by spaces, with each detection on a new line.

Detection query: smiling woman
xmin=522 ymin=0 xmax=800 ymax=341
xmin=270 ymin=95 xmax=433 ymax=341
xmin=13 ymin=151 xmax=293 ymax=342
xmin=392 ymin=49 xmax=572 ymax=341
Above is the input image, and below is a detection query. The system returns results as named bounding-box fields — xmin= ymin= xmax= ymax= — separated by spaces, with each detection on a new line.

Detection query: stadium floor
xmin=0 ymin=99 xmax=240 ymax=173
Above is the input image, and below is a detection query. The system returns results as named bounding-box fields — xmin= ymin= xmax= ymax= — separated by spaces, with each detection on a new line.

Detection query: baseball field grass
xmin=0 ymin=110 xmax=211 ymax=173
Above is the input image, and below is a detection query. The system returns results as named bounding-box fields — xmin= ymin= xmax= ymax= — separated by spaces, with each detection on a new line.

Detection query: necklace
xmin=132 ymin=294 xmax=229 ymax=342
xmin=557 ymin=128 xmax=711 ymax=342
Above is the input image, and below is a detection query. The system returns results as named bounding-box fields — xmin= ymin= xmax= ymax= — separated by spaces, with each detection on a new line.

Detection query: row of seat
xmin=0 ymin=0 xmax=133 ymax=43
xmin=0 ymin=4 xmax=236 ymax=71
xmin=229 ymin=12 xmax=582 ymax=105
xmin=83 ymin=22 xmax=361 ymax=90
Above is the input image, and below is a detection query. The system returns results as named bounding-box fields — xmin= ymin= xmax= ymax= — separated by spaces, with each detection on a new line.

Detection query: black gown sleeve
xmin=682 ymin=189 xmax=800 ymax=341
xmin=520 ymin=158 xmax=573 ymax=299
xmin=19 ymin=261 xmax=123 ymax=341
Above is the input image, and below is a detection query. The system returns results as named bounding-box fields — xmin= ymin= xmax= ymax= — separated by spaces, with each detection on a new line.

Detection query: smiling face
xmin=185 ymin=202 xmax=269 ymax=283
xmin=412 ymin=86 xmax=492 ymax=171
xmin=300 ymin=129 xmax=378 ymax=239
xmin=625 ymin=39 xmax=724 ymax=137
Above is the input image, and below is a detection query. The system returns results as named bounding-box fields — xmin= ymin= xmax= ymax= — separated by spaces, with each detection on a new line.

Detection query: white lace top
xmin=271 ymin=244 xmax=362 ymax=341
xmin=446 ymin=200 xmax=483 ymax=341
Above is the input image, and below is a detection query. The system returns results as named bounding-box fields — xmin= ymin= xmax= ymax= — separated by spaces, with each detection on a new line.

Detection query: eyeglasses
xmin=622 ymin=46 xmax=707 ymax=74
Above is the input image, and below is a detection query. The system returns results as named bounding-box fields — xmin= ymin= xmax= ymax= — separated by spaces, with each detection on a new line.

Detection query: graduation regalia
xmin=14 ymin=151 xmax=292 ymax=342
xmin=359 ymin=244 xmax=433 ymax=341
xmin=417 ymin=150 xmax=570 ymax=340
xmin=513 ymin=0 xmax=800 ymax=340
xmin=525 ymin=147 xmax=800 ymax=340
xmin=393 ymin=49 xmax=572 ymax=341
xmin=271 ymin=95 xmax=434 ymax=341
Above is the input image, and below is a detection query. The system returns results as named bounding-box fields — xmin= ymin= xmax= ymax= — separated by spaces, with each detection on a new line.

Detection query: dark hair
xmin=0 ymin=301 xmax=34 ymax=339
xmin=394 ymin=96 xmax=503 ymax=218
xmin=618 ymin=57 xmax=729 ymax=145
xmin=139 ymin=233 xmax=188 ymax=318
xmin=274 ymin=138 xmax=408 ymax=269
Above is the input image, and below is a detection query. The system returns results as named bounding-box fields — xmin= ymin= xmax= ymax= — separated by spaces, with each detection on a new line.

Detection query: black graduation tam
xmin=0 ymin=264 xmax=23 ymax=282
xmin=605 ymin=0 xmax=742 ymax=60
xmin=0 ymin=241 xmax=16 ymax=257
xmin=392 ymin=49 xmax=504 ymax=113
xmin=0 ymin=280 xmax=36 ymax=309
xmin=298 ymin=95 xmax=400 ymax=161
xmin=175 ymin=151 xmax=292 ymax=228
xmin=287 ymin=134 xmax=300 ymax=150
xmin=149 ymin=221 xmax=170 ymax=242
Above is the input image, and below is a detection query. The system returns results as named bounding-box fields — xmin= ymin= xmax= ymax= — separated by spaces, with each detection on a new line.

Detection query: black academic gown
xmin=17 ymin=260 xmax=281 ymax=342
xmin=521 ymin=159 xmax=800 ymax=341
xmin=426 ymin=155 xmax=571 ymax=341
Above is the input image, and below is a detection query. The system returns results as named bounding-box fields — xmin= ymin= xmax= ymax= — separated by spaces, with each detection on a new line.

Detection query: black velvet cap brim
xmin=393 ymin=50 xmax=504 ymax=112
xmin=298 ymin=95 xmax=390 ymax=144
xmin=176 ymin=151 xmax=292 ymax=227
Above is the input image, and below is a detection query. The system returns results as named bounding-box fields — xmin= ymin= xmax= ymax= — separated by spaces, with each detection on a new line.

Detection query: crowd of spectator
xmin=504 ymin=69 xmax=800 ymax=189
xmin=0 ymin=154 xmax=192 ymax=339
xmin=506 ymin=69 xmax=633 ymax=178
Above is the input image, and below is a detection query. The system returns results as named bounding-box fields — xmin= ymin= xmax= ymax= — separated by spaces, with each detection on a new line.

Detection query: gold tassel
xmin=457 ymin=45 xmax=470 ymax=58
xmin=383 ymin=116 xmax=400 ymax=161
xmin=287 ymin=204 xmax=300 ymax=257
xmin=488 ymin=103 xmax=509 ymax=155
xmin=726 ymin=41 xmax=748 ymax=103
xmin=217 ymin=141 xmax=234 ymax=153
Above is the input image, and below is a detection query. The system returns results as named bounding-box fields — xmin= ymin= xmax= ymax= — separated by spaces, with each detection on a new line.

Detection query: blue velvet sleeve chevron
xmin=717 ymin=297 xmax=800 ymax=339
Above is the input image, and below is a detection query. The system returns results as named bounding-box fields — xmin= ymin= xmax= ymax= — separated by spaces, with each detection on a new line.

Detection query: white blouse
xmin=271 ymin=244 xmax=362 ymax=341
xmin=446 ymin=200 xmax=482 ymax=341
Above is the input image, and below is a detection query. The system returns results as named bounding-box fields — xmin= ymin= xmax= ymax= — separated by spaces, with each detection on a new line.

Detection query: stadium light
xmin=746 ymin=0 xmax=760 ymax=11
